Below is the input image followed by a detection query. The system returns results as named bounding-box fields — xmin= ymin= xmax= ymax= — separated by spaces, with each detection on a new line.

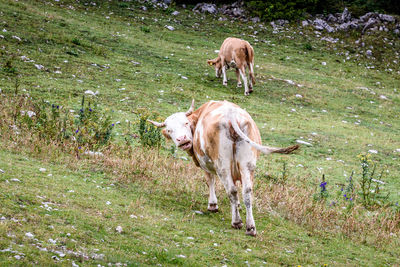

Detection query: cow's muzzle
xmin=178 ymin=140 xmax=192 ymax=150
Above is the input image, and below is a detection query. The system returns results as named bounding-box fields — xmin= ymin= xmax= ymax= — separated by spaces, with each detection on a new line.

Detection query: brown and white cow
xmin=148 ymin=100 xmax=298 ymax=236
xmin=207 ymin=37 xmax=256 ymax=96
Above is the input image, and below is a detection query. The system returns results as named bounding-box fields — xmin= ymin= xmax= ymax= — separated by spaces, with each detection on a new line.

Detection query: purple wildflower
xmin=78 ymin=146 xmax=81 ymax=150
xmin=75 ymin=129 xmax=79 ymax=133
xmin=111 ymin=123 xmax=115 ymax=126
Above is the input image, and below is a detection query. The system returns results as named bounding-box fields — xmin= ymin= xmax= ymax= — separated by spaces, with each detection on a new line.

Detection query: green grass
xmin=1 ymin=0 xmax=400 ymax=265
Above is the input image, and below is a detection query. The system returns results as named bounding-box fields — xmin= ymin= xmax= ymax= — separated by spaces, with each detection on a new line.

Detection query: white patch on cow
xmin=164 ymin=113 xmax=193 ymax=150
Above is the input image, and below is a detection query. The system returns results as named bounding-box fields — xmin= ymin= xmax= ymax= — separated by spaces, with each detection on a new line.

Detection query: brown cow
xmin=149 ymin=100 xmax=299 ymax=236
xmin=208 ymin=37 xmax=256 ymax=96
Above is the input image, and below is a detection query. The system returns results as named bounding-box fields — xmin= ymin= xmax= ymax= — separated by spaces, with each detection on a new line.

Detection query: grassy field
xmin=1 ymin=0 xmax=400 ymax=265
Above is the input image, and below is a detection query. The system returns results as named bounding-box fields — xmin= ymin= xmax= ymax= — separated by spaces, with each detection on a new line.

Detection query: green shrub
xmin=246 ymin=0 xmax=318 ymax=21
xmin=138 ymin=117 xmax=163 ymax=149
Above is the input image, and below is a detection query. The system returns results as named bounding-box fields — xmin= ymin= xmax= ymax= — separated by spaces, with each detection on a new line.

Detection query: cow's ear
xmin=162 ymin=129 xmax=171 ymax=139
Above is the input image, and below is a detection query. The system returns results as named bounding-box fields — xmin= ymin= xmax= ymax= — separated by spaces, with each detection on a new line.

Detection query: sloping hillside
xmin=1 ymin=0 xmax=399 ymax=265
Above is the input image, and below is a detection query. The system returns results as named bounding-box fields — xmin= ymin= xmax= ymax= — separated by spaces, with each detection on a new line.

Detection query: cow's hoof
xmin=246 ymin=226 xmax=257 ymax=237
xmin=207 ymin=204 xmax=219 ymax=213
xmin=237 ymin=83 xmax=242 ymax=88
xmin=231 ymin=221 xmax=243 ymax=229
xmin=244 ymin=91 xmax=250 ymax=96
xmin=223 ymin=81 xmax=228 ymax=86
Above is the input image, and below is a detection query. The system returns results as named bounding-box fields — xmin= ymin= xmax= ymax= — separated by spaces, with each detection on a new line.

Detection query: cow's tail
xmin=245 ymin=42 xmax=256 ymax=85
xmin=229 ymin=111 xmax=299 ymax=155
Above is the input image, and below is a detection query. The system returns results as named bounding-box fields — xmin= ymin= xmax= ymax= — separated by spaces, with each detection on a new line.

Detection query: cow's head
xmin=207 ymin=57 xmax=222 ymax=78
xmin=148 ymin=100 xmax=195 ymax=151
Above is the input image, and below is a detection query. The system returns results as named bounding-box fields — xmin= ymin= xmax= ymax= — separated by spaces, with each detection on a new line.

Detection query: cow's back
xmin=219 ymin=37 xmax=252 ymax=65
xmin=191 ymin=101 xmax=261 ymax=174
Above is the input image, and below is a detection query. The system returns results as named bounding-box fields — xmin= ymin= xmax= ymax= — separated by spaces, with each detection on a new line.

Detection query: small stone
xmin=171 ymin=11 xmax=179 ymax=16
xmin=165 ymin=25 xmax=174 ymax=31
xmin=106 ymin=201 xmax=111 ymax=205
xmin=39 ymin=168 xmax=46 ymax=172
xmin=116 ymin=226 xmax=123 ymax=233
xmin=368 ymin=149 xmax=378 ymax=154
xmin=321 ymin=62 xmax=327 ymax=66
xmin=296 ymin=140 xmax=312 ymax=146
xmin=194 ymin=210 xmax=203 ymax=215
xmin=25 ymin=232 xmax=34 ymax=238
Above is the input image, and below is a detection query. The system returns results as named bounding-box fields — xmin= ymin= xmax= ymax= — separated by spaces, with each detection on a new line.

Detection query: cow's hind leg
xmin=235 ymin=69 xmax=242 ymax=88
xmin=239 ymin=66 xmax=250 ymax=96
xmin=236 ymin=143 xmax=257 ymax=236
xmin=205 ymin=172 xmax=218 ymax=212
xmin=217 ymin=168 xmax=242 ymax=229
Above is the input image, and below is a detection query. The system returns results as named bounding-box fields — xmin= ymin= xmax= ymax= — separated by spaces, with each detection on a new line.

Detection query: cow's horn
xmin=185 ymin=99 xmax=195 ymax=116
xmin=147 ymin=119 xmax=166 ymax=128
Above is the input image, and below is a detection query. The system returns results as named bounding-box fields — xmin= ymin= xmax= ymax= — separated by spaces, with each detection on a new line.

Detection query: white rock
xmin=116 ymin=226 xmax=123 ymax=233
xmin=25 ymin=232 xmax=34 ymax=238
xmin=130 ymin=214 xmax=138 ymax=219
xmin=213 ymin=243 xmax=218 ymax=246
xmin=372 ymin=179 xmax=385 ymax=184
xmin=194 ymin=210 xmax=203 ymax=215
xmin=35 ymin=64 xmax=44 ymax=70
xmin=379 ymin=95 xmax=388 ymax=100
xmin=39 ymin=168 xmax=46 ymax=172
xmin=296 ymin=140 xmax=312 ymax=146
xmin=72 ymin=261 xmax=79 ymax=267
xmin=12 ymin=36 xmax=22 ymax=41
xmin=176 ymin=255 xmax=186 ymax=258
xmin=321 ymin=62 xmax=327 ymax=65
xmin=106 ymin=201 xmax=111 ymax=205
xmin=10 ymin=178 xmax=21 ymax=182
xmin=214 ymin=50 xmax=219 ymax=53
xmin=187 ymin=237 xmax=194 ymax=240
xmin=181 ymin=76 xmax=188 ymax=80
xmin=395 ymin=149 xmax=400 ymax=153
xmin=295 ymin=94 xmax=303 ymax=98
xmin=48 ymin=238 xmax=57 ymax=244
xmin=368 ymin=149 xmax=378 ymax=154
xmin=165 ymin=25 xmax=175 ymax=31
xmin=172 ymin=11 xmax=180 ymax=16
xmin=0 ymin=169 xmax=4 ymax=173
xmin=84 ymin=90 xmax=99 ymax=96
xmin=14 ymin=255 xmax=22 ymax=260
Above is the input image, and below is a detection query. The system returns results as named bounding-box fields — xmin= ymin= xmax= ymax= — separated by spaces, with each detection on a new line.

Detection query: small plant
xmin=2 ymin=59 xmax=17 ymax=74
xmin=140 ymin=26 xmax=150 ymax=33
xmin=72 ymin=37 xmax=81 ymax=45
xmin=264 ymin=161 xmax=288 ymax=185
xmin=303 ymin=43 xmax=312 ymax=51
xmin=313 ymin=174 xmax=328 ymax=201
xmin=357 ymin=153 xmax=389 ymax=208
xmin=138 ymin=116 xmax=163 ymax=149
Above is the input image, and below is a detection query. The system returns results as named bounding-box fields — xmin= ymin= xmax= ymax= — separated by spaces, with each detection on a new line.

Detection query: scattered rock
xmin=193 ymin=3 xmax=217 ymax=14
xmin=39 ymin=168 xmax=46 ymax=172
xmin=25 ymin=232 xmax=34 ymax=238
xmin=84 ymin=90 xmax=99 ymax=96
xmin=116 ymin=226 xmax=123 ymax=233
xmin=296 ymin=140 xmax=312 ymax=146
xmin=165 ymin=25 xmax=174 ymax=31
xmin=171 ymin=11 xmax=179 ymax=16
xmin=34 ymin=64 xmax=44 ymax=70
xmin=314 ymin=18 xmax=335 ymax=33
xmin=340 ymin=7 xmax=351 ymax=23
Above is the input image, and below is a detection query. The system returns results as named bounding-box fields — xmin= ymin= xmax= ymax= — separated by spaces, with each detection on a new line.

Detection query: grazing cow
xmin=149 ymin=100 xmax=299 ymax=236
xmin=208 ymin=37 xmax=256 ymax=96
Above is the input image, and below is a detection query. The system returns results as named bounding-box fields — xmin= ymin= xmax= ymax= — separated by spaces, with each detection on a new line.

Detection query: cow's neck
xmin=186 ymin=108 xmax=202 ymax=167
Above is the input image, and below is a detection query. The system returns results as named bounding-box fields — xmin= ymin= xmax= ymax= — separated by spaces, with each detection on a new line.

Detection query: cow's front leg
xmin=235 ymin=69 xmax=242 ymax=87
xmin=222 ymin=65 xmax=228 ymax=86
xmin=218 ymin=169 xmax=242 ymax=229
xmin=239 ymin=67 xmax=249 ymax=96
xmin=205 ymin=172 xmax=218 ymax=212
